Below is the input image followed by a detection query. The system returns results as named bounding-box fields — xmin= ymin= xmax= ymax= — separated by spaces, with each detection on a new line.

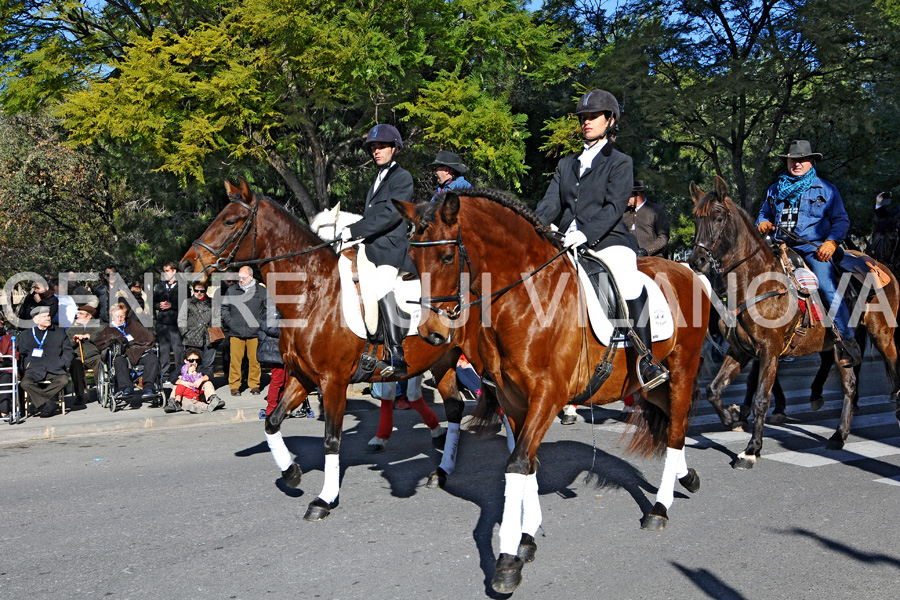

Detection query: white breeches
xmin=585 ymin=245 xmax=641 ymax=299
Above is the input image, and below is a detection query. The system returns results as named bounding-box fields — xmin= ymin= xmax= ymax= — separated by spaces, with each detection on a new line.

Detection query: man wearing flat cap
xmin=429 ymin=150 xmax=472 ymax=201
xmin=757 ymin=139 xmax=861 ymax=367
xmin=624 ymin=180 xmax=670 ymax=256
xmin=17 ymin=305 xmax=74 ymax=418
xmin=68 ymin=304 xmax=104 ymax=406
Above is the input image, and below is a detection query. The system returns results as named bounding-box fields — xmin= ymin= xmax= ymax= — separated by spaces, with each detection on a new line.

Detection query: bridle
xmin=191 ymin=192 xmax=336 ymax=275
xmin=409 ymin=226 xmax=567 ymax=321
xmin=692 ymin=200 xmax=761 ymax=284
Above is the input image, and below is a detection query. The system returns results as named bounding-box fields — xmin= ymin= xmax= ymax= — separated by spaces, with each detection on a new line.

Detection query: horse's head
xmin=688 ymin=175 xmax=743 ymax=277
xmin=180 ymin=179 xmax=263 ymax=278
xmin=309 ymin=202 xmax=362 ymax=249
xmin=394 ymin=195 xmax=464 ymax=346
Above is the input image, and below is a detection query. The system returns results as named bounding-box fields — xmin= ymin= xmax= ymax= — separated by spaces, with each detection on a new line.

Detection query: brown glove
xmin=816 ymin=240 xmax=838 ymax=262
xmin=757 ymin=221 xmax=776 ymax=236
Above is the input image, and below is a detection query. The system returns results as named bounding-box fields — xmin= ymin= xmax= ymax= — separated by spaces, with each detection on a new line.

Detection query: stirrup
xmin=637 ymin=355 xmax=669 ymax=391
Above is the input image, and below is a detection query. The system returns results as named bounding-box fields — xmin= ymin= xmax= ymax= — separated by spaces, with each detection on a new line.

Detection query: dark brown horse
xmin=394 ymin=189 xmax=710 ymax=594
xmin=688 ymin=176 xmax=900 ymax=468
xmin=180 ymin=180 xmax=472 ymax=520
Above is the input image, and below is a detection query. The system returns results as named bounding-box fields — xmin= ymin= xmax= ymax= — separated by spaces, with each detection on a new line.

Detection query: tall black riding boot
xmin=378 ymin=291 xmax=410 ymax=378
xmin=625 ymin=289 xmax=669 ymax=391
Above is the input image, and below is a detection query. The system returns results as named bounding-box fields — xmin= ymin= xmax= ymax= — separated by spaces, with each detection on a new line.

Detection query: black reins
xmin=191 ymin=193 xmax=337 ymax=274
xmin=409 ymin=226 xmax=567 ymax=320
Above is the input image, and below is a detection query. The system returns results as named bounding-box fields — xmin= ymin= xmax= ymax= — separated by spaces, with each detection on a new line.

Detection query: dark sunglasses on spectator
xmin=186 ymin=358 xmax=199 ymax=363
xmin=193 ymin=289 xmax=206 ymax=293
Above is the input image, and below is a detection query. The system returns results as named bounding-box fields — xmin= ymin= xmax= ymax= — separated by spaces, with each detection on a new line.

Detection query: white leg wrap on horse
xmin=656 ymin=447 xmax=685 ymax=509
xmin=501 ymin=414 xmax=516 ymax=454
xmin=265 ymin=431 xmax=293 ymax=472
xmin=319 ymin=454 xmax=340 ymax=504
xmin=438 ymin=422 xmax=461 ymax=474
xmin=563 ymin=404 xmax=577 ymax=416
xmin=521 ymin=472 xmax=542 ymax=537
xmin=499 ymin=473 xmax=527 ymax=556
xmin=675 ymin=447 xmax=689 ymax=479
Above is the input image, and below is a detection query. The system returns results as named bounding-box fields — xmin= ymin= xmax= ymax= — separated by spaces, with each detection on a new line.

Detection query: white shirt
xmin=373 ymin=162 xmax=396 ymax=193
xmin=577 ymin=139 xmax=607 ymax=177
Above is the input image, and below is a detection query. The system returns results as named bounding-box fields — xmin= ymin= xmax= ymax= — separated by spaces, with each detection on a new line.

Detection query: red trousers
xmin=265 ymin=364 xmax=287 ymax=415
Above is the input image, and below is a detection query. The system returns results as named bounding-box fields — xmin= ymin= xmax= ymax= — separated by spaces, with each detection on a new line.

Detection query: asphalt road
xmin=2 ymin=354 xmax=900 ymax=600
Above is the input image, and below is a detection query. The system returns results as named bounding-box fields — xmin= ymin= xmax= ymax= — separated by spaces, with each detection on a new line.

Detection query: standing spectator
xmin=126 ymin=278 xmax=152 ymax=322
xmin=17 ymin=275 xmax=59 ymax=325
xmin=624 ymin=180 xmax=670 ymax=257
xmin=67 ymin=305 xmax=104 ymax=406
xmin=870 ymin=191 xmax=899 ymax=267
xmin=95 ymin=303 xmax=160 ymax=400
xmin=222 ymin=266 xmax=266 ymax=396
xmin=93 ymin=266 xmax=121 ymax=324
xmin=154 ymin=261 xmax=184 ymax=386
xmin=179 ymin=281 xmax=217 ymax=378
xmin=257 ymin=303 xmax=285 ymax=418
xmin=17 ymin=305 xmax=73 ymax=418
xmin=52 ymin=274 xmax=78 ymax=327
xmin=429 ymin=150 xmax=472 ymax=201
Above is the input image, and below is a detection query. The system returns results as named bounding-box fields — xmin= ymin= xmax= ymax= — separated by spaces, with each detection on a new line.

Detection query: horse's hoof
xmin=559 ymin=413 xmax=577 ymax=425
xmin=810 ymin=396 xmax=825 ymax=411
xmin=641 ymin=502 xmax=668 ymax=531
xmin=825 ymin=435 xmax=845 ymax=451
xmin=282 ymin=462 xmax=303 ymax=488
xmin=517 ymin=533 xmax=537 ymax=563
xmin=732 ymin=421 xmax=749 ymax=432
xmin=679 ymin=468 xmax=700 ymax=494
xmin=768 ymin=412 xmax=787 ymax=425
xmin=303 ymin=497 xmax=338 ymax=522
xmin=426 ymin=468 xmax=447 ymax=490
xmin=491 ymin=553 xmax=524 ymax=594
xmin=732 ymin=452 xmax=757 ymax=470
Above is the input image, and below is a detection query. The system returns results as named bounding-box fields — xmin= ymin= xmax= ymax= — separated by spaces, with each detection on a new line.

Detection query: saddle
xmin=576 ymin=252 xmax=620 ymax=321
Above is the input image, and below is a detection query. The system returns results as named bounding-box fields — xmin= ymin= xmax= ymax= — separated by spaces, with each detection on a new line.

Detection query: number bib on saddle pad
xmin=568 ymin=254 xmax=675 ymax=346
xmin=337 ymin=251 xmax=423 ymax=340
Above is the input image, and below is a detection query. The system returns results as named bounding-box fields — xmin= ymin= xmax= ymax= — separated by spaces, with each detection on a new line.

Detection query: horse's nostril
xmin=180 ymin=259 xmax=193 ymax=273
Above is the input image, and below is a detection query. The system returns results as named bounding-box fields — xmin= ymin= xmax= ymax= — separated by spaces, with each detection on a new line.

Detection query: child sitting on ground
xmin=169 ymin=352 xmax=224 ymax=413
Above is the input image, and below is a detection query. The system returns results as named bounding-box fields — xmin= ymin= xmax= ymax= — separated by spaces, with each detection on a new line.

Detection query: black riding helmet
xmin=574 ymin=89 xmax=620 ymax=121
xmin=363 ymin=124 xmax=404 ymax=150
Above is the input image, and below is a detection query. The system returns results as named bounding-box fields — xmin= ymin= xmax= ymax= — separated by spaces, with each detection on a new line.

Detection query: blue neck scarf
xmin=776 ymin=167 xmax=817 ymax=206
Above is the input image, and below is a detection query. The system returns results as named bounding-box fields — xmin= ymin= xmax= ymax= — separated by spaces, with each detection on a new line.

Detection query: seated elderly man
xmin=17 ymin=305 xmax=74 ymax=418
xmin=68 ymin=304 xmax=105 ymax=406
xmin=95 ymin=302 xmax=160 ymax=400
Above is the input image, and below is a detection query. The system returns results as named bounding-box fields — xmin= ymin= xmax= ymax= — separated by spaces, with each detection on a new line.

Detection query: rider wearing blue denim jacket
xmin=756 ymin=139 xmax=861 ymax=367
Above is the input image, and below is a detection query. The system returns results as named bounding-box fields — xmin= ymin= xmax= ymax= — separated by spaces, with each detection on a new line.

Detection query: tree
xmin=3 ymin=1 xmax=579 ymax=220
xmin=537 ymin=0 xmax=900 ymax=219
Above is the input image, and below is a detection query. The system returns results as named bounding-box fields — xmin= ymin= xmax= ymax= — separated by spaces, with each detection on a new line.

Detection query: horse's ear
xmin=689 ymin=181 xmax=704 ymax=206
xmin=441 ymin=193 xmax=460 ymax=226
xmin=392 ymin=199 xmax=418 ymax=224
xmin=714 ymin=175 xmax=729 ymax=202
xmin=238 ymin=178 xmax=252 ymax=201
xmin=224 ymin=179 xmax=239 ymax=196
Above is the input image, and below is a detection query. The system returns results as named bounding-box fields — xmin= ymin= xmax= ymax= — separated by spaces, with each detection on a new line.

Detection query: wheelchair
xmin=96 ymin=341 xmax=164 ymax=412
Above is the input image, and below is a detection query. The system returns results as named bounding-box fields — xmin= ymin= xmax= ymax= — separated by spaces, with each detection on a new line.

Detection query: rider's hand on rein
xmin=816 ymin=239 xmax=838 ymax=262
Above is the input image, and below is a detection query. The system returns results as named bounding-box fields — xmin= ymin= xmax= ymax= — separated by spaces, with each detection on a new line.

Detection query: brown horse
xmin=180 ymin=180 xmax=472 ymax=520
xmin=394 ymin=189 xmax=710 ymax=594
xmin=688 ymin=176 xmax=900 ymax=468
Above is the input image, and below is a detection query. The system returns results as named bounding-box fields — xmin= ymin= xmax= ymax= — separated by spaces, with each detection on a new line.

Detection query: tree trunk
xmin=249 ymin=130 xmax=318 ymax=221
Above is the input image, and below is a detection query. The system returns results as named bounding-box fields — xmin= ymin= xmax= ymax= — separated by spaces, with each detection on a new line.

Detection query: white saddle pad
xmin=572 ymin=256 xmax=675 ymax=346
xmin=338 ymin=254 xmax=422 ymax=340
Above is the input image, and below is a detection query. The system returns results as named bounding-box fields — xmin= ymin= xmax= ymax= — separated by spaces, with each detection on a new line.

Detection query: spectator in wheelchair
xmin=95 ymin=302 xmax=160 ymax=401
xmin=68 ymin=304 xmax=104 ymax=407
xmin=17 ymin=305 xmax=73 ymax=418
xmin=168 ymin=350 xmax=224 ymax=413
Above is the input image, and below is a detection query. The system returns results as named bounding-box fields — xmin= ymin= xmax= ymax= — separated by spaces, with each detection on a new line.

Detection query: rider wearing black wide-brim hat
xmin=535 ymin=89 xmax=668 ymax=390
xmin=756 ymin=139 xmax=861 ymax=367
xmin=340 ymin=124 xmax=415 ymax=377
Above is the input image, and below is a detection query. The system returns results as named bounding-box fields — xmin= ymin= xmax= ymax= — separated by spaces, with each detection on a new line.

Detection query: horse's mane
xmin=257 ymin=193 xmax=337 ymax=252
xmin=425 ymin=188 xmax=562 ymax=248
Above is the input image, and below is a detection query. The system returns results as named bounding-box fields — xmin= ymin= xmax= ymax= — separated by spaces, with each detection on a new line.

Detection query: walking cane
xmin=77 ymin=339 xmax=85 ymax=364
